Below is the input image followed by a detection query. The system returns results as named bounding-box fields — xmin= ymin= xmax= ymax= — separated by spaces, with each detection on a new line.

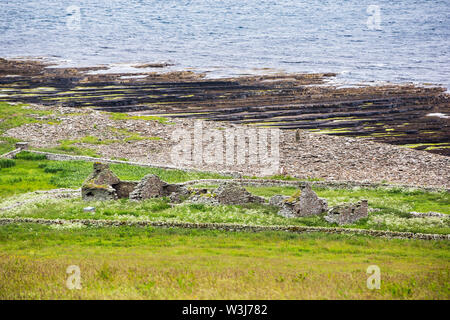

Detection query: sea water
xmin=1 ymin=0 xmax=449 ymax=88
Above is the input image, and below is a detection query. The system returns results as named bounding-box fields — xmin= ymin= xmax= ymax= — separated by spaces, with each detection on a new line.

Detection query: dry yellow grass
xmin=0 ymin=223 xmax=448 ymax=299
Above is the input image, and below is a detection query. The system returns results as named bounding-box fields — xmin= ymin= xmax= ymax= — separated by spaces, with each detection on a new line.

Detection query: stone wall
xmin=0 ymin=217 xmax=448 ymax=241
xmin=0 ymin=142 xmax=29 ymax=159
xmin=180 ymin=178 xmax=449 ymax=193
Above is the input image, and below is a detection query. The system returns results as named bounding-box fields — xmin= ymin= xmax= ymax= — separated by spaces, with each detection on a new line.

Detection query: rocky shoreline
xmin=0 ymin=58 xmax=449 ymax=189
xmin=0 ymin=58 xmax=449 ymax=156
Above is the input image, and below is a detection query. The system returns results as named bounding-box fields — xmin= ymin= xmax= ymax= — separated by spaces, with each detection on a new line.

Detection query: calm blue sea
xmin=1 ymin=0 xmax=449 ymax=88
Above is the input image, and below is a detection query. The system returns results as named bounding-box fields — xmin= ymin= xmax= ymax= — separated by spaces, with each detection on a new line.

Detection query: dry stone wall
xmin=1 ymin=218 xmax=448 ymax=241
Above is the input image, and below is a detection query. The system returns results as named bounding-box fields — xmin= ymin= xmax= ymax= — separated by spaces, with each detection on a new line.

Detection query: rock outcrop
xmin=325 ymin=200 xmax=368 ymax=225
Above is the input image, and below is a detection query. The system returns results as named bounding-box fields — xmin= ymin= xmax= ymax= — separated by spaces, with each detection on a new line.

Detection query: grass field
xmin=0 ymin=223 xmax=448 ymax=300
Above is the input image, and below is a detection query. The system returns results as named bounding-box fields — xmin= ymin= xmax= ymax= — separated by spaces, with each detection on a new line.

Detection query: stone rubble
xmin=213 ymin=182 xmax=265 ymax=205
xmin=129 ymin=174 xmax=189 ymax=201
xmin=269 ymin=184 xmax=328 ymax=218
xmin=325 ymin=200 xmax=369 ymax=225
xmin=409 ymin=211 xmax=446 ymax=218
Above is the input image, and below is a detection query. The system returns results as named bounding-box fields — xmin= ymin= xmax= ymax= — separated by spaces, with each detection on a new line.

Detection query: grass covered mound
xmin=0 ymin=223 xmax=448 ymax=299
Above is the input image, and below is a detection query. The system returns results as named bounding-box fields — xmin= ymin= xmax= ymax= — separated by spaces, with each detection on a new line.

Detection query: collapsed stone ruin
xmin=81 ymin=163 xmax=137 ymax=201
xmin=213 ymin=182 xmax=265 ymax=205
xmin=129 ymin=174 xmax=190 ymax=202
xmin=81 ymin=163 xmax=368 ymax=225
xmin=269 ymin=184 xmax=328 ymax=218
xmin=190 ymin=182 xmax=266 ymax=206
xmin=81 ymin=163 xmax=188 ymax=202
xmin=324 ymin=200 xmax=369 ymax=225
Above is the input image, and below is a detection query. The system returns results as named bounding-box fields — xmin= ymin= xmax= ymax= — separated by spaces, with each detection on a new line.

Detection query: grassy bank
xmin=0 ymin=223 xmax=448 ymax=299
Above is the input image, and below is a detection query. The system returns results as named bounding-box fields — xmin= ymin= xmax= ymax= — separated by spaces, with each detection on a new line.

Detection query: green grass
xmin=106 ymin=112 xmax=170 ymax=124
xmin=0 ymin=136 xmax=20 ymax=155
xmin=76 ymin=136 xmax=116 ymax=145
xmin=32 ymin=139 xmax=101 ymax=158
xmin=0 ymin=223 xmax=448 ymax=299
xmin=0 ymin=156 xmax=229 ymax=199
xmin=0 ymin=158 xmax=16 ymax=169
xmin=14 ymin=151 xmax=47 ymax=161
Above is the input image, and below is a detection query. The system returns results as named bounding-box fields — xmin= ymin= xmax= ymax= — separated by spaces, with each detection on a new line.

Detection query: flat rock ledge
xmin=0 ymin=218 xmax=448 ymax=241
